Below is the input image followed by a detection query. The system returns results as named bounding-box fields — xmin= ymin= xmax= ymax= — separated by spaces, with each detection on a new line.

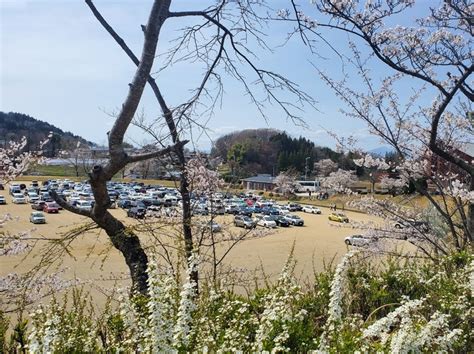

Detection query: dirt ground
xmin=0 ymin=198 xmax=391 ymax=283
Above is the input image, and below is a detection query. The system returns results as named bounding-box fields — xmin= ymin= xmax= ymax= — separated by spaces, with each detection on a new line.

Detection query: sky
xmin=0 ymin=0 xmax=429 ymax=152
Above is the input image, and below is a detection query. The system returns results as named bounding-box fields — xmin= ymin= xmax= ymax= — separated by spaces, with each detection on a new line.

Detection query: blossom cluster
xmin=185 ymin=155 xmax=223 ymax=195
xmin=320 ymin=168 xmax=358 ymax=193
xmin=0 ymin=134 xmax=51 ymax=184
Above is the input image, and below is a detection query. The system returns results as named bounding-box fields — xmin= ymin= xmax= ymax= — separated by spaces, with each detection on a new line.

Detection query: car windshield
xmin=32 ymin=212 xmax=43 ymax=217
xmin=337 ymin=213 xmax=346 ymax=217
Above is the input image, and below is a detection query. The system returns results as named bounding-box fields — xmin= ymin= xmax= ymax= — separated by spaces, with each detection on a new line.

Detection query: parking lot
xmin=0 ymin=187 xmax=389 ymax=292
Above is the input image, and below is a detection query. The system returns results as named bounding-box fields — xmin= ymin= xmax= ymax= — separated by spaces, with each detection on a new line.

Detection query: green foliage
xmin=6 ymin=251 xmax=473 ymax=352
xmin=0 ymin=311 xmax=8 ymax=353
xmin=0 ymin=111 xmax=94 ymax=157
xmin=211 ymin=128 xmax=352 ymax=177
xmin=9 ymin=319 xmax=28 ymax=353
xmin=28 ymin=288 xmax=99 ymax=352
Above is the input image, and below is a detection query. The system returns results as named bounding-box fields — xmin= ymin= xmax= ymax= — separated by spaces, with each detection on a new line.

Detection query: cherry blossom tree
xmin=320 ymin=168 xmax=358 ymax=194
xmin=314 ymin=158 xmax=338 ymax=177
xmin=274 ymin=170 xmax=301 ymax=196
xmin=280 ymin=0 xmax=473 ymax=253
xmin=0 ymin=136 xmax=50 ymax=184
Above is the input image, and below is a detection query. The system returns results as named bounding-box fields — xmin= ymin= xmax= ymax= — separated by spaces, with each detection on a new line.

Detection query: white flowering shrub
xmin=3 ymin=250 xmax=471 ymax=353
xmin=27 ymin=289 xmax=99 ymax=353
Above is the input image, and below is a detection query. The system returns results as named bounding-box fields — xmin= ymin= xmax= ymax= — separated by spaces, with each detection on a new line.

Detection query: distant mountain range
xmin=0 ymin=111 xmax=95 ymax=157
xmin=368 ymin=146 xmax=394 ymax=157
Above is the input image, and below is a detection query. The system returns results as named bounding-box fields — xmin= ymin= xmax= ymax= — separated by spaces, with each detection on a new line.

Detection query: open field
xmin=0 ymin=196 xmax=412 ymax=292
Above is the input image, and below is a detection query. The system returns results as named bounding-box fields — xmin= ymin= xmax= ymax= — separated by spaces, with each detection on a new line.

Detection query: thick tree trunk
xmin=89 ymin=168 xmax=149 ymax=294
xmin=97 ymin=212 xmax=149 ymax=294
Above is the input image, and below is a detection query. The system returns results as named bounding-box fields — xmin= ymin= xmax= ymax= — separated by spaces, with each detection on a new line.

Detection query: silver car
xmin=234 ymin=215 xmax=256 ymax=229
xmin=30 ymin=211 xmax=46 ymax=224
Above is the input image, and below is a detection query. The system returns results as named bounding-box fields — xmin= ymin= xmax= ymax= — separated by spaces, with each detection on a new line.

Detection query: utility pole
xmin=305 ymin=156 xmax=310 ymax=181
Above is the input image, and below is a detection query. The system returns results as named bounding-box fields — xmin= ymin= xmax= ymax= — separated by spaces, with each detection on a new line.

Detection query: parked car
xmin=262 ymin=207 xmax=280 ymax=216
xmin=344 ymin=234 xmax=372 ymax=247
xmin=208 ymin=221 xmax=222 ymax=232
xmin=275 ymin=205 xmax=290 ymax=215
xmin=257 ymin=215 xmax=277 ymax=228
xmin=192 ymin=204 xmax=209 ymax=215
xmin=0 ymin=195 xmax=6 ymax=205
xmin=269 ymin=215 xmax=290 ymax=227
xmin=225 ymin=204 xmax=240 ymax=214
xmin=302 ymin=205 xmax=321 ymax=214
xmin=284 ymin=214 xmax=304 ymax=226
xmin=31 ymin=201 xmax=46 ymax=210
xmin=392 ymin=219 xmax=430 ymax=232
xmin=27 ymin=192 xmax=40 ymax=203
xmin=52 ymin=201 xmax=63 ymax=210
xmin=43 ymin=202 xmax=59 ymax=213
xmin=9 ymin=185 xmax=21 ymax=196
xmin=200 ymin=221 xmax=222 ymax=233
xmin=237 ymin=206 xmax=253 ymax=217
xmin=30 ymin=211 xmax=46 ymax=224
xmin=328 ymin=213 xmax=349 ymax=223
xmin=76 ymin=200 xmax=93 ymax=211
xmin=234 ymin=215 xmax=257 ymax=229
xmin=288 ymin=203 xmax=303 ymax=212
xmin=12 ymin=193 xmax=27 ymax=204
xmin=118 ymin=199 xmax=133 ymax=209
xmin=127 ymin=207 xmax=146 ymax=219
xmin=210 ymin=205 xmax=225 ymax=215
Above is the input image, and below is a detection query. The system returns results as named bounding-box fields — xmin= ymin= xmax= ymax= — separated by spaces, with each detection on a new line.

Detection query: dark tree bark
xmin=51 ymin=0 xmax=313 ymax=294
xmin=51 ymin=0 xmax=176 ymax=294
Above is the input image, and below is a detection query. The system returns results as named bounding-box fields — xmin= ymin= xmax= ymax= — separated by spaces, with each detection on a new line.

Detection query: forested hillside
xmin=211 ymin=128 xmax=358 ymax=177
xmin=0 ymin=112 xmax=94 ymax=157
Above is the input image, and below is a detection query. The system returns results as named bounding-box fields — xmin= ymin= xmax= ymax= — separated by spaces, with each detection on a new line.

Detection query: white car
xmin=27 ymin=192 xmax=40 ymax=203
xmin=302 ymin=205 xmax=321 ymax=214
xmin=12 ymin=193 xmax=27 ymax=204
xmin=275 ymin=205 xmax=290 ymax=215
xmin=0 ymin=195 xmax=6 ymax=205
xmin=344 ymin=234 xmax=372 ymax=247
xmin=257 ymin=215 xmax=277 ymax=228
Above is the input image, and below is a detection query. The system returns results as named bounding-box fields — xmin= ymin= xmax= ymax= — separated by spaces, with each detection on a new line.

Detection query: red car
xmin=43 ymin=202 xmax=59 ymax=213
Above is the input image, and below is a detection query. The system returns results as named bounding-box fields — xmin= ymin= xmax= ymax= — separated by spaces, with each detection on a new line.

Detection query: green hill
xmin=0 ymin=111 xmax=95 ymax=157
xmin=210 ymin=128 xmax=357 ymax=178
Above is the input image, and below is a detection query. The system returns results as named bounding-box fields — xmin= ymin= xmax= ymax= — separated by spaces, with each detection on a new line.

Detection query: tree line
xmin=0 ymin=111 xmax=94 ymax=157
xmin=211 ymin=128 xmax=359 ymax=178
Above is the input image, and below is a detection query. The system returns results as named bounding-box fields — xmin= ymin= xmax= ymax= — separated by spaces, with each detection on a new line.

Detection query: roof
xmin=241 ymin=174 xmax=275 ymax=184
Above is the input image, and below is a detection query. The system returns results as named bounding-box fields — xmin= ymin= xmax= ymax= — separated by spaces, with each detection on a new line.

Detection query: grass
xmin=29 ymin=164 xmax=86 ymax=177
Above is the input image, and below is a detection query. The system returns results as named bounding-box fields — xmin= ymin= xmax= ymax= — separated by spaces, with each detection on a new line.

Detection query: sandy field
xmin=0 ymin=196 xmax=387 ymax=288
